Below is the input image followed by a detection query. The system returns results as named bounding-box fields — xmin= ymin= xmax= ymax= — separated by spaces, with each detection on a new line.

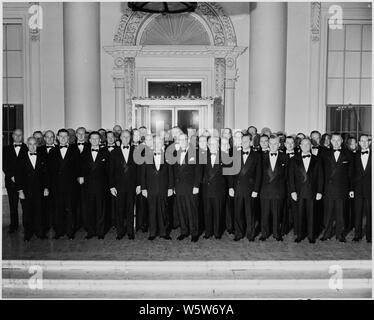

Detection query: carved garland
xmin=113 ymin=2 xmax=237 ymax=46
xmin=311 ymin=2 xmax=321 ymax=42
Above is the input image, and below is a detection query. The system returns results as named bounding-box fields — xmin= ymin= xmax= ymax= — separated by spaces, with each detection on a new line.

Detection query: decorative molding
xmin=124 ymin=57 xmax=135 ymax=127
xmin=29 ymin=28 xmax=40 ymax=41
xmin=113 ymin=2 xmax=237 ymax=46
xmin=311 ymin=2 xmax=321 ymax=42
xmin=215 ymin=58 xmax=225 ymax=98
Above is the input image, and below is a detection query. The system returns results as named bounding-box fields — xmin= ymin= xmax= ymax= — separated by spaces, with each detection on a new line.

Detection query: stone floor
xmin=2 ymin=196 xmax=372 ymax=261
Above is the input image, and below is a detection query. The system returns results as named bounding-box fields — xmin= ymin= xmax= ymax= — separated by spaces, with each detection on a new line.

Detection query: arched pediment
xmin=114 ymin=2 xmax=237 ymax=46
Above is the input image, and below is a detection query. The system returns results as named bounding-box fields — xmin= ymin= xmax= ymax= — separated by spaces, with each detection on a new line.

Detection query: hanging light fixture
xmin=128 ymin=2 xmax=197 ymax=14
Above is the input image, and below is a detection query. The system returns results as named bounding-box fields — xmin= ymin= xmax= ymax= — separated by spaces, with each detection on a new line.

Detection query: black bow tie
xmin=60 ymin=145 xmax=68 ymax=149
xmin=361 ymin=151 xmax=369 ymax=155
xmin=91 ymin=149 xmax=99 ymax=152
xmin=122 ymin=145 xmax=129 ymax=149
xmin=287 ymin=152 xmax=294 ymax=155
xmin=302 ymin=154 xmax=311 ymax=159
xmin=154 ymin=152 xmax=161 ymax=156
xmin=78 ymin=142 xmax=85 ymax=146
xmin=243 ymin=151 xmax=249 ymax=155
xmin=46 ymin=145 xmax=54 ymax=149
xmin=334 ymin=149 xmax=341 ymax=153
xmin=14 ymin=144 xmax=22 ymax=148
xmin=270 ymin=153 xmax=277 ymax=156
xmin=29 ymin=152 xmax=37 ymax=156
xmin=312 ymin=146 xmax=318 ymax=149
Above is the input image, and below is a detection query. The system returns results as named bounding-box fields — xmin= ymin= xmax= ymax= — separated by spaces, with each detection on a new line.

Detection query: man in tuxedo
xmin=197 ymin=135 xmax=208 ymax=235
xmin=140 ymin=135 xmax=174 ymax=240
xmin=172 ymin=133 xmax=201 ymax=242
xmin=200 ymin=136 xmax=227 ymax=239
xmin=247 ymin=126 xmax=260 ymax=150
xmin=310 ymin=130 xmax=323 ymax=157
xmin=98 ymin=128 xmax=107 ymax=148
xmin=16 ymin=137 xmax=49 ymax=241
xmin=49 ymin=129 xmax=80 ymax=239
xmin=33 ymin=131 xmax=44 ymax=147
xmin=259 ymin=135 xmax=288 ymax=241
xmin=112 ymin=125 xmax=122 ymax=141
xmin=37 ymin=130 xmax=57 ymax=233
xmin=105 ymin=131 xmax=117 ymax=228
xmin=352 ymin=134 xmax=371 ymax=242
xmin=3 ymin=128 xmax=28 ymax=233
xmin=320 ymin=133 xmax=354 ymax=242
xmin=109 ymin=130 xmax=140 ymax=240
xmin=288 ymin=138 xmax=323 ymax=243
xmin=229 ymin=134 xmax=261 ymax=241
xmin=259 ymin=134 xmax=270 ymax=153
xmin=79 ymin=131 xmax=110 ymax=239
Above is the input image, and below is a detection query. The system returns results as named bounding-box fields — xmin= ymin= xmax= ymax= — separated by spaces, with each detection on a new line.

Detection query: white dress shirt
xmin=301 ymin=153 xmax=311 ymax=172
xmin=46 ymin=145 xmax=55 ymax=154
xmin=28 ymin=152 xmax=37 ymax=169
xmin=333 ymin=149 xmax=341 ymax=162
xmin=60 ymin=145 xmax=68 ymax=159
xmin=14 ymin=144 xmax=21 ymax=156
xmin=77 ymin=142 xmax=85 ymax=154
xmin=286 ymin=150 xmax=295 ymax=158
xmin=107 ymin=144 xmax=115 ymax=152
xmin=121 ymin=145 xmax=130 ymax=162
xmin=210 ymin=153 xmax=217 ymax=167
xmin=91 ymin=148 xmax=99 ymax=162
xmin=154 ymin=153 xmax=161 ymax=171
xmin=361 ymin=149 xmax=370 ymax=170
xmin=179 ymin=148 xmax=188 ymax=165
xmin=269 ymin=151 xmax=278 ymax=171
xmin=242 ymin=149 xmax=250 ymax=164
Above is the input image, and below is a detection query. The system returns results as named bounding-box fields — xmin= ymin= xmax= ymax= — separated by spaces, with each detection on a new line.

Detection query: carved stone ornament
xmin=311 ymin=2 xmax=321 ymax=42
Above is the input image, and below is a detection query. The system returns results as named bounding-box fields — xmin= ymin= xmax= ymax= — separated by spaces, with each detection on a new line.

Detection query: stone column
xmin=29 ymin=27 xmax=41 ymax=133
xmin=114 ymin=76 xmax=126 ymax=128
xmin=224 ymin=55 xmax=237 ymax=129
xmin=248 ymin=2 xmax=288 ymax=131
xmin=63 ymin=2 xmax=101 ymax=130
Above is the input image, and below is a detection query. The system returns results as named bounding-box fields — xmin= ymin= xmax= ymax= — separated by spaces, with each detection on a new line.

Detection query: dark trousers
xmin=260 ymin=198 xmax=284 ymax=238
xmin=295 ymin=198 xmax=315 ymax=240
xmin=323 ymin=198 xmax=345 ymax=239
xmin=354 ymin=197 xmax=372 ymax=241
xmin=116 ymin=191 xmax=135 ymax=237
xmin=135 ymin=194 xmax=148 ymax=232
xmin=6 ymin=184 xmax=20 ymax=230
xmin=75 ymin=184 xmax=85 ymax=232
xmin=225 ymin=195 xmax=234 ymax=233
xmin=234 ymin=196 xmax=256 ymax=239
xmin=345 ymin=198 xmax=355 ymax=232
xmin=53 ymin=191 xmax=75 ymax=237
xmin=169 ymin=194 xmax=179 ymax=229
xmin=148 ymin=196 xmax=169 ymax=237
xmin=175 ymin=194 xmax=199 ymax=237
xmin=20 ymin=192 xmax=45 ymax=239
xmin=43 ymin=193 xmax=55 ymax=234
xmin=204 ymin=196 xmax=225 ymax=238
xmin=105 ymin=192 xmax=116 ymax=229
xmin=282 ymin=197 xmax=297 ymax=236
xmin=84 ymin=189 xmax=106 ymax=237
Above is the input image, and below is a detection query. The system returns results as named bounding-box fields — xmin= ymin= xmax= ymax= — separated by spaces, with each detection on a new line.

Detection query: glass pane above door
xmin=150 ymin=109 xmax=173 ymax=133
xmin=177 ymin=109 xmax=199 ymax=133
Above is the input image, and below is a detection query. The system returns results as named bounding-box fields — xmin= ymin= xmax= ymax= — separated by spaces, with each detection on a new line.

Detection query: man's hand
xmin=167 ymin=189 xmax=173 ymax=197
xmin=43 ymin=188 xmax=49 ymax=197
xmin=291 ymin=192 xmax=298 ymax=201
xmin=136 ymin=186 xmax=141 ymax=195
xmin=142 ymin=189 xmax=148 ymax=198
xmin=77 ymin=177 xmax=84 ymax=185
xmin=316 ymin=193 xmax=322 ymax=201
xmin=18 ymin=190 xmax=25 ymax=200
xmin=192 ymin=187 xmax=199 ymax=195
xmin=251 ymin=191 xmax=258 ymax=198
xmin=11 ymin=176 xmax=15 ymax=183
xmin=349 ymin=191 xmax=354 ymax=198
xmin=229 ymin=188 xmax=235 ymax=197
xmin=110 ymin=187 xmax=117 ymax=197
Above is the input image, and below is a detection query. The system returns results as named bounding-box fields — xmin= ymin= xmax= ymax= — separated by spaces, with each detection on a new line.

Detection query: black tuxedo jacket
xmin=37 ymin=144 xmax=57 ymax=158
xmin=201 ymin=151 xmax=228 ymax=198
xmin=80 ymin=147 xmax=110 ymax=192
xmin=260 ymin=151 xmax=288 ymax=199
xmin=109 ymin=145 xmax=138 ymax=193
xmin=172 ymin=148 xmax=201 ymax=196
xmin=321 ymin=149 xmax=354 ymax=199
xmin=353 ymin=150 xmax=371 ymax=199
xmin=3 ymin=143 xmax=28 ymax=188
xmin=140 ymin=152 xmax=173 ymax=197
xmin=15 ymin=152 xmax=49 ymax=194
xmin=73 ymin=142 xmax=90 ymax=154
xmin=48 ymin=145 xmax=80 ymax=193
xmin=229 ymin=149 xmax=262 ymax=197
xmin=288 ymin=154 xmax=323 ymax=199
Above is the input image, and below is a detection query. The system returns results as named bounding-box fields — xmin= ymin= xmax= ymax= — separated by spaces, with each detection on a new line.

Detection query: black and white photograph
xmin=1 ymin=0 xmax=372 ymax=302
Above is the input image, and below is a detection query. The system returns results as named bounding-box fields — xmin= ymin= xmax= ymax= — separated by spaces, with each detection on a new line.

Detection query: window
xmin=326 ymin=22 xmax=371 ymax=138
xmin=3 ymin=22 xmax=24 ymax=145
xmin=148 ymin=81 xmax=202 ymax=98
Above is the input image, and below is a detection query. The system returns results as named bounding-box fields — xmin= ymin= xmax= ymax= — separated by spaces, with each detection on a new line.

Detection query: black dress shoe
xmin=276 ymin=236 xmax=283 ymax=242
xmin=215 ymin=235 xmax=222 ymax=240
xmin=259 ymin=236 xmax=266 ymax=241
xmin=191 ymin=236 xmax=198 ymax=242
xmin=128 ymin=235 xmax=135 ymax=240
xmin=69 ymin=236 xmax=75 ymax=240
xmin=338 ymin=237 xmax=346 ymax=243
xmin=320 ymin=236 xmax=328 ymax=241
xmin=8 ymin=228 xmax=18 ymax=234
xmin=85 ymin=234 xmax=94 ymax=240
xmin=177 ymin=234 xmax=186 ymax=241
xmin=24 ymin=238 xmax=31 ymax=242
xmin=148 ymin=236 xmax=156 ymax=241
xmin=38 ymin=235 xmax=48 ymax=240
xmin=203 ymin=235 xmax=211 ymax=239
xmin=247 ymin=237 xmax=255 ymax=242
xmin=308 ymin=239 xmax=316 ymax=244
xmin=53 ymin=235 xmax=61 ymax=240
xmin=367 ymin=239 xmax=371 ymax=243
xmin=116 ymin=235 xmax=124 ymax=240
xmin=352 ymin=237 xmax=361 ymax=242
xmin=98 ymin=235 xmax=104 ymax=240
xmin=233 ymin=237 xmax=241 ymax=241
xmin=294 ymin=238 xmax=302 ymax=243
xmin=160 ymin=235 xmax=172 ymax=240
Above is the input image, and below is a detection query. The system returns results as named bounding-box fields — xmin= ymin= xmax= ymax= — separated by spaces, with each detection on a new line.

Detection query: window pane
xmin=362 ymin=25 xmax=372 ymax=51
xmin=361 ymin=52 xmax=371 ymax=78
xmin=327 ymin=79 xmax=343 ymax=104
xmin=345 ymin=25 xmax=362 ymax=51
xmin=8 ymin=105 xmax=16 ymax=131
xmin=6 ymin=24 xmax=22 ymax=51
xmin=360 ymin=79 xmax=371 ymax=104
xmin=341 ymin=107 xmax=357 ymax=132
xmin=326 ymin=107 xmax=341 ymax=132
xmin=177 ymin=110 xmax=199 ymax=133
xmin=328 ymin=51 xmax=344 ymax=77
xmin=3 ymin=78 xmax=8 ymax=103
xmin=328 ymin=28 xmax=345 ymax=50
xmin=6 ymin=51 xmax=23 ymax=77
xmin=358 ymin=107 xmax=371 ymax=133
xmin=150 ymin=109 xmax=172 ymax=133
xmin=3 ymin=24 xmax=6 ymax=50
xmin=7 ymin=78 xmax=23 ymax=104
xmin=2 ymin=51 xmax=7 ymax=78
xmin=3 ymin=105 xmax=8 ymax=129
xmin=344 ymin=79 xmax=360 ymax=104
xmin=344 ymin=52 xmax=361 ymax=78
